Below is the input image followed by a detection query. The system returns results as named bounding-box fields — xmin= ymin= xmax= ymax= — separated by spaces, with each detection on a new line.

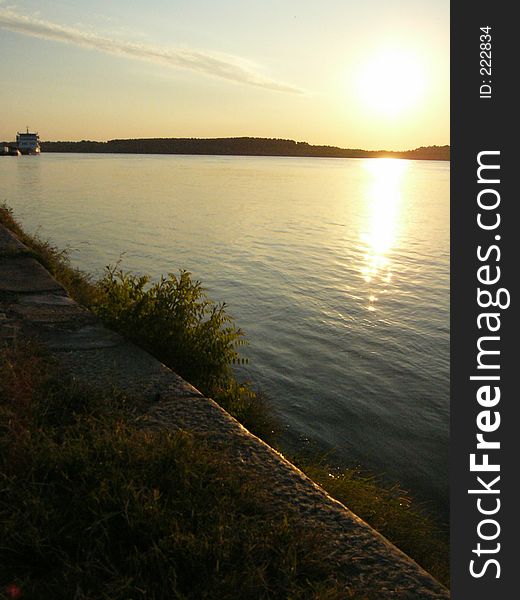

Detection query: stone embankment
xmin=0 ymin=223 xmax=449 ymax=599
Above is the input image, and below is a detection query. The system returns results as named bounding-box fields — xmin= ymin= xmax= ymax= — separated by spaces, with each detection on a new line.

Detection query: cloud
xmin=0 ymin=8 xmax=303 ymax=94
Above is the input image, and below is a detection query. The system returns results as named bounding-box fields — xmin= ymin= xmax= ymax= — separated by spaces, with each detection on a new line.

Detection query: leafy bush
xmin=91 ymin=266 xmax=276 ymax=440
xmin=93 ymin=266 xmax=245 ymax=392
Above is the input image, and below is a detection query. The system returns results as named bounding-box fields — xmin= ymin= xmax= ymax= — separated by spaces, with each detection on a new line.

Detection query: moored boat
xmin=0 ymin=145 xmax=20 ymax=156
xmin=16 ymin=129 xmax=41 ymax=155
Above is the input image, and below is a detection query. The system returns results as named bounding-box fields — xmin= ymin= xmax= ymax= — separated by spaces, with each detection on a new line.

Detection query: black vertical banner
xmin=451 ymin=2 xmax=517 ymax=599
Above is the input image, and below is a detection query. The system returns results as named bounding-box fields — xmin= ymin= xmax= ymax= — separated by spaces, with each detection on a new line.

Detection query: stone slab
xmin=38 ymin=322 xmax=126 ymax=350
xmin=0 ymin=257 xmax=64 ymax=293
xmin=11 ymin=301 xmax=91 ymax=324
xmin=0 ymin=226 xmax=27 ymax=254
xmin=142 ymin=398 xmax=449 ymax=599
xmin=18 ymin=293 xmax=78 ymax=307
xmin=11 ymin=303 xmax=89 ymax=329
xmin=54 ymin=343 xmax=203 ymax=399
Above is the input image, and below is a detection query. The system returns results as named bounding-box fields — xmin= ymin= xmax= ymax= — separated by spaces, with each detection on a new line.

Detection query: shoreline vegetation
xmin=2 ymin=341 xmax=352 ymax=600
xmin=0 ymin=205 xmax=449 ymax=594
xmin=38 ymin=137 xmax=450 ymax=161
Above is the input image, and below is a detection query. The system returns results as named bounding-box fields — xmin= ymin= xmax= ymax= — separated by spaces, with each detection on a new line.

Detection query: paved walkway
xmin=0 ymin=223 xmax=449 ymax=599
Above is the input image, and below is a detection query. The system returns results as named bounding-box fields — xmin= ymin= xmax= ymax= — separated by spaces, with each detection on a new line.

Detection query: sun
xmin=356 ymin=49 xmax=426 ymax=118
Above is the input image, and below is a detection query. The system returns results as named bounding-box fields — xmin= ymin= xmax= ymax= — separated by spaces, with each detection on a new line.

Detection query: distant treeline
xmin=41 ymin=137 xmax=450 ymax=161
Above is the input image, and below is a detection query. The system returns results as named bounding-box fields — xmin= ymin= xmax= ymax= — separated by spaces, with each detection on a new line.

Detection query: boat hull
xmin=1 ymin=147 xmax=20 ymax=156
xmin=18 ymin=148 xmax=41 ymax=155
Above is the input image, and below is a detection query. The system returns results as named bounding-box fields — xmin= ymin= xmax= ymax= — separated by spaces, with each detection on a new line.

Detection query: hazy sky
xmin=0 ymin=0 xmax=449 ymax=149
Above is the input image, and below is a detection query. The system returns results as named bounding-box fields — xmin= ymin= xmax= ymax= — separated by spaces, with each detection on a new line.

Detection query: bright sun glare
xmin=356 ymin=49 xmax=426 ymax=117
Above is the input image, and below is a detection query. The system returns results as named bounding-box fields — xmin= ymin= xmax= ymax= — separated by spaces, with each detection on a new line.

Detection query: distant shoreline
xmin=39 ymin=137 xmax=450 ymax=161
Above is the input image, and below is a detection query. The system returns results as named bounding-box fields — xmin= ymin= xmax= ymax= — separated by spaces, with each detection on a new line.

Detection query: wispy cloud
xmin=0 ymin=8 xmax=303 ymax=94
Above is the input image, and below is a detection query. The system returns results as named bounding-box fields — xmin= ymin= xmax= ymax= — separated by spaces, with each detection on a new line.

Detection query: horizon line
xmin=37 ymin=136 xmax=450 ymax=153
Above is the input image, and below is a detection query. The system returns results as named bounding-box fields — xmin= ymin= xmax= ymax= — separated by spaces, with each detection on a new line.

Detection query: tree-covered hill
xmin=41 ymin=137 xmax=450 ymax=161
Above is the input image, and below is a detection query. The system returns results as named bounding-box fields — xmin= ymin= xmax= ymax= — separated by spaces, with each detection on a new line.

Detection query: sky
xmin=0 ymin=0 xmax=449 ymax=150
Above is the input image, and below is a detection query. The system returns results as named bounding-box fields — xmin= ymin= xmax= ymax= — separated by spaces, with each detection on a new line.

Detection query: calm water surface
xmin=1 ymin=153 xmax=449 ymax=514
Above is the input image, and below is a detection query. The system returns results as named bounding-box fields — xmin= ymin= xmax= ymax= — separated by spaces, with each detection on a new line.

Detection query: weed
xmin=1 ymin=344 xmax=361 ymax=600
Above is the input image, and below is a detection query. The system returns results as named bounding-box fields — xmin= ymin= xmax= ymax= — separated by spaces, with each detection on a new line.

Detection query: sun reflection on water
xmin=360 ymin=159 xmax=408 ymax=311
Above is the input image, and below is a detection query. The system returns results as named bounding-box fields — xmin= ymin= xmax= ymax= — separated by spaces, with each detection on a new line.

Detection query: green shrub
xmin=91 ymin=266 xmax=276 ymax=440
xmin=93 ymin=266 xmax=245 ymax=392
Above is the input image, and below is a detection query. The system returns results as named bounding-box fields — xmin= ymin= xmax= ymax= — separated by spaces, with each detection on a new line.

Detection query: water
xmin=0 ymin=153 xmax=449 ymax=514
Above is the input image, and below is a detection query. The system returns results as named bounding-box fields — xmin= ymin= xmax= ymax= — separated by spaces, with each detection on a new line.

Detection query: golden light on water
xmin=360 ymin=158 xmax=408 ymax=310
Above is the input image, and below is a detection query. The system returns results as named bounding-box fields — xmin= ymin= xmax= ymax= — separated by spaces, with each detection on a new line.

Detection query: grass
xmin=0 ymin=342 xmax=366 ymax=600
xmin=0 ymin=204 xmax=449 ymax=588
xmin=295 ymin=456 xmax=449 ymax=586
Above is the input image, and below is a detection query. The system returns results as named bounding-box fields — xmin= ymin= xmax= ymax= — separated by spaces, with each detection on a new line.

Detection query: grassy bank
xmin=0 ymin=204 xmax=449 ymax=587
xmin=0 ymin=342 xmax=353 ymax=600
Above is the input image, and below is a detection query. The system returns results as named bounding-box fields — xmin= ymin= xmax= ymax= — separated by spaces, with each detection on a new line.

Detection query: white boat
xmin=16 ymin=129 xmax=41 ymax=155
